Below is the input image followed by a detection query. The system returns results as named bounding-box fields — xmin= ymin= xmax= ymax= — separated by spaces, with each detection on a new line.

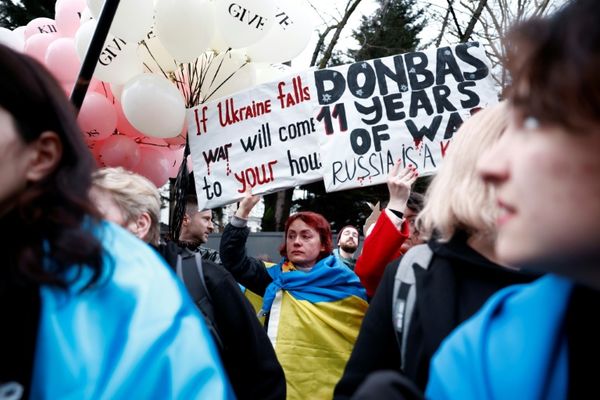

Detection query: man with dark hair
xmin=334 ymin=225 xmax=360 ymax=270
xmin=179 ymin=194 xmax=221 ymax=263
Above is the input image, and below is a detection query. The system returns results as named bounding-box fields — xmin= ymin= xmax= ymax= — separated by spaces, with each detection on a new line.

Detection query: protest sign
xmin=187 ymin=42 xmax=498 ymax=208
xmin=313 ymin=42 xmax=498 ymax=191
xmin=187 ymin=71 xmax=322 ymax=210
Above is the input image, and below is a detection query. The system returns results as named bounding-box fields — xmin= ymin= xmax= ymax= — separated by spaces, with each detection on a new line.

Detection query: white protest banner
xmin=187 ymin=70 xmax=322 ymax=210
xmin=313 ymin=42 xmax=498 ymax=192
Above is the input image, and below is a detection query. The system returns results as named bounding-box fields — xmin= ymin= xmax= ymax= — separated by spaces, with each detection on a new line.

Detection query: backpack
xmin=391 ymin=243 xmax=434 ymax=370
xmin=175 ymin=252 xmax=225 ymax=351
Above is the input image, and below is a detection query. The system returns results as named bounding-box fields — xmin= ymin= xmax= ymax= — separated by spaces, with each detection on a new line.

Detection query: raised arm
xmin=219 ymin=193 xmax=273 ymax=296
xmin=355 ymin=163 xmax=418 ymax=297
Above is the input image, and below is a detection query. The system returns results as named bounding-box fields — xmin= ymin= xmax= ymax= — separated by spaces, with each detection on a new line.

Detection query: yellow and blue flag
xmin=263 ymin=255 xmax=368 ymax=400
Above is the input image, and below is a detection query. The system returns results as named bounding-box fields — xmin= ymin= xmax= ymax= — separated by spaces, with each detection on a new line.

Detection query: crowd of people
xmin=1 ymin=0 xmax=599 ymax=398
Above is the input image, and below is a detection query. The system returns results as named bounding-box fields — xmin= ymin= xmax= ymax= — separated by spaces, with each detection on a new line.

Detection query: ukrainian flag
xmin=262 ymin=255 xmax=368 ymax=400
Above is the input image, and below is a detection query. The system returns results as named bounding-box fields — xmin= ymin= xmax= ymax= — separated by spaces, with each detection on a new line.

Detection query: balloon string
xmin=140 ymin=40 xmax=169 ymax=79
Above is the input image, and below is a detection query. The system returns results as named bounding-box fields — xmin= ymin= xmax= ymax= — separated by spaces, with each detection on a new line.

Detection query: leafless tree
xmin=306 ymin=0 xmax=364 ymax=68
xmin=425 ymin=0 xmax=566 ymax=89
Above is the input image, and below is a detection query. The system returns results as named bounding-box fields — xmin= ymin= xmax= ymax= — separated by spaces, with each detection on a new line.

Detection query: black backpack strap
xmin=392 ymin=244 xmax=433 ymax=370
xmin=176 ymin=253 xmax=224 ymax=351
xmin=393 ymin=279 xmax=413 ymax=369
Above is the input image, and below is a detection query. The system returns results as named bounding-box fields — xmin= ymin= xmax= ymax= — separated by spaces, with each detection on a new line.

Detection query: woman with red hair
xmin=220 ymin=193 xmax=368 ymax=400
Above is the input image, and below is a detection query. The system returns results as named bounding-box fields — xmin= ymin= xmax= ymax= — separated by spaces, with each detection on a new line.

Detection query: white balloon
xmin=246 ymin=0 xmax=315 ymax=64
xmin=214 ymin=0 xmax=276 ymax=49
xmin=75 ymin=19 xmax=143 ymax=85
xmin=80 ymin=7 xmax=94 ymax=22
xmin=121 ymin=74 xmax=186 ymax=138
xmin=85 ymin=0 xmax=101 ymax=19
xmin=0 ymin=27 xmax=24 ymax=51
xmin=254 ymin=63 xmax=291 ymax=84
xmin=200 ymin=50 xmax=256 ymax=101
xmin=155 ymin=0 xmax=215 ymax=63
xmin=86 ymin=0 xmax=153 ymax=43
xmin=138 ymin=29 xmax=178 ymax=73
xmin=208 ymin=28 xmax=229 ymax=54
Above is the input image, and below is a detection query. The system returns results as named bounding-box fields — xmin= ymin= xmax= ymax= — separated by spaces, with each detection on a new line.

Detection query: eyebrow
xmin=288 ymin=229 xmax=315 ymax=235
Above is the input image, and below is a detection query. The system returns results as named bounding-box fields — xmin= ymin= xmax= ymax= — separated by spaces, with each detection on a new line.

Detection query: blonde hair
xmin=92 ymin=167 xmax=161 ymax=245
xmin=416 ymin=102 xmax=508 ymax=241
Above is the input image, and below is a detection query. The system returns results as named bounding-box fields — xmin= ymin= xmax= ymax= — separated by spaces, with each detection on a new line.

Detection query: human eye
xmin=510 ymin=107 xmax=540 ymax=132
xmin=522 ymin=116 xmax=540 ymax=130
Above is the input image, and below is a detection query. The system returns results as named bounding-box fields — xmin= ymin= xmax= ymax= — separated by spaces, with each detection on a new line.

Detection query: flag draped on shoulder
xmin=262 ymin=255 xmax=368 ymax=400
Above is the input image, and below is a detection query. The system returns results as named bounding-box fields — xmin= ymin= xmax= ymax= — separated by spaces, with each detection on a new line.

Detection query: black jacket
xmin=219 ymin=223 xmax=274 ymax=296
xmin=334 ymin=232 xmax=538 ymax=398
xmin=158 ymin=242 xmax=286 ymax=400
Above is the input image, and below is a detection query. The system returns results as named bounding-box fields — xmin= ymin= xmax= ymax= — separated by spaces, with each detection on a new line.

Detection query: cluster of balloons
xmin=0 ymin=0 xmax=314 ymax=187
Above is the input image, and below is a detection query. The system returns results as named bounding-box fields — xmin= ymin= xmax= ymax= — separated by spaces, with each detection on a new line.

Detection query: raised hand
xmin=386 ymin=161 xmax=419 ymax=212
xmin=235 ymin=189 xmax=262 ymax=219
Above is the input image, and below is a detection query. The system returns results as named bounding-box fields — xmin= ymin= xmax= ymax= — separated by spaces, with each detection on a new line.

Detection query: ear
xmin=129 ymin=212 xmax=152 ymax=242
xmin=182 ymin=213 xmax=191 ymax=226
xmin=25 ymin=131 xmax=63 ymax=183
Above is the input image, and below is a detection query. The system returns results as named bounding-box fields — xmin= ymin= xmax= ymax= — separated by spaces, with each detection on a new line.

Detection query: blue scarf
xmin=260 ymin=255 xmax=367 ymax=315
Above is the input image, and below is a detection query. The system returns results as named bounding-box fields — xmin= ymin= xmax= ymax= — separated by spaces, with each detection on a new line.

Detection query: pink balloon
xmin=25 ymin=18 xmax=58 ymax=39
xmin=45 ymin=37 xmax=81 ymax=84
xmin=97 ymin=135 xmax=141 ymax=170
xmin=61 ymin=83 xmax=73 ymax=96
xmin=93 ymin=82 xmax=117 ymax=102
xmin=132 ymin=146 xmax=172 ymax=188
xmin=24 ymin=33 xmax=58 ymax=63
xmin=163 ymin=145 xmax=185 ymax=178
xmin=136 ymin=137 xmax=168 ymax=146
xmin=87 ymin=141 xmax=107 ymax=167
xmin=78 ymin=92 xmax=117 ymax=141
xmin=55 ymin=0 xmax=85 ymax=37
xmin=164 ymin=134 xmax=186 ymax=146
xmin=58 ymin=79 xmax=102 ymax=98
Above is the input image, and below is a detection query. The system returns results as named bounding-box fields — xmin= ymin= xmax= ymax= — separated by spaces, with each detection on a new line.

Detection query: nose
xmin=207 ymin=220 xmax=214 ymax=232
xmin=476 ymin=128 xmax=511 ymax=187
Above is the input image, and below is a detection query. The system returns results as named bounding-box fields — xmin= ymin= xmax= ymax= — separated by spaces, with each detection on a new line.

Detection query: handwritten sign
xmin=313 ymin=42 xmax=497 ymax=191
xmin=187 ymin=42 xmax=498 ymax=208
xmin=187 ymin=71 xmax=322 ymax=210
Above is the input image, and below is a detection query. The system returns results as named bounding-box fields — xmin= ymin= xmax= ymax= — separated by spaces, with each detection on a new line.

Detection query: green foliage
xmin=350 ymin=0 xmax=425 ymax=62
xmin=0 ymin=0 xmax=54 ymax=29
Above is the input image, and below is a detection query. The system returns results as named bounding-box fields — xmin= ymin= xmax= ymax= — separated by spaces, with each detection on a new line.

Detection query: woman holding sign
xmin=220 ymin=195 xmax=368 ymax=400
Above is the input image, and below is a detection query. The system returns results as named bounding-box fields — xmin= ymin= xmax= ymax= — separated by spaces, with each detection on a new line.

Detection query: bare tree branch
xmin=435 ymin=6 xmax=451 ymax=47
xmin=461 ymin=0 xmax=489 ymax=42
xmin=446 ymin=0 xmax=464 ymax=39
xmin=317 ymin=0 xmax=363 ymax=69
xmin=310 ymin=25 xmax=337 ymax=67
